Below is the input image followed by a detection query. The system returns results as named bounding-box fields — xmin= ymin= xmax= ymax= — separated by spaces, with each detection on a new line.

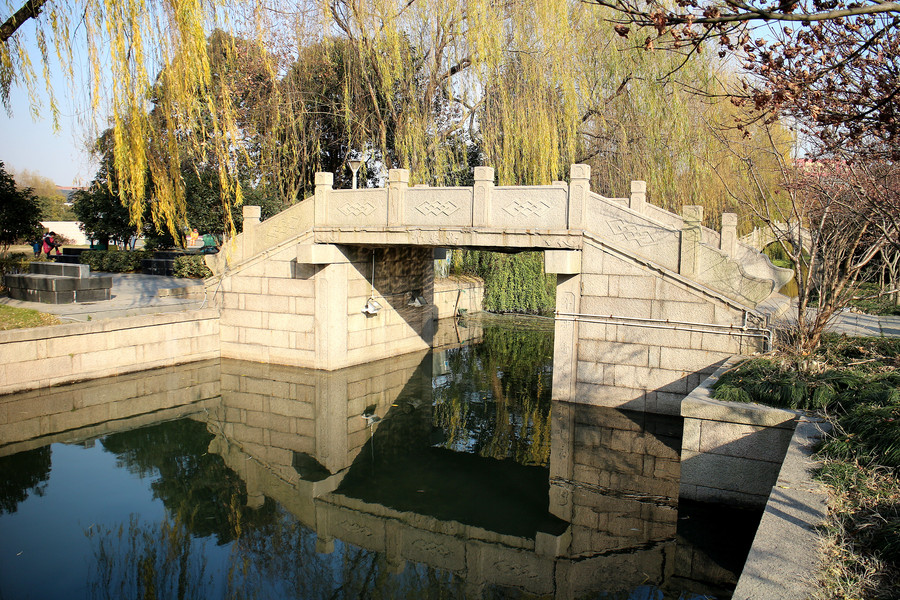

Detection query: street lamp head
xmin=348 ymin=158 xmax=363 ymax=189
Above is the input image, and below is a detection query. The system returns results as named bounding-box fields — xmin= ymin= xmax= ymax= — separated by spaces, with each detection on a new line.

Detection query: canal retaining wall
xmin=552 ymin=238 xmax=771 ymax=418
xmin=732 ymin=415 xmax=830 ymax=600
xmin=679 ymin=359 xmax=797 ymax=508
xmin=0 ymin=308 xmax=220 ymax=395
xmin=433 ymin=276 xmax=484 ymax=320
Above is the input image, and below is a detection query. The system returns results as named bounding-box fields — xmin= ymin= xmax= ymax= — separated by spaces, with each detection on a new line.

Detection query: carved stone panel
xmin=329 ymin=189 xmax=389 ymax=227
xmin=491 ymin=187 xmax=567 ymax=230
xmin=405 ymin=188 xmax=472 ymax=228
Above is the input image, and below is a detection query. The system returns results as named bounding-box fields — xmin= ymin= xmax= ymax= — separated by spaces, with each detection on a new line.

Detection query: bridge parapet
xmin=314 ymin=166 xmax=578 ymax=232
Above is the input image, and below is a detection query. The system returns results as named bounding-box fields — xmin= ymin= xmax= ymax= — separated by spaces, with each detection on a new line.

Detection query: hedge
xmin=80 ymin=250 xmax=151 ymax=273
xmin=173 ymin=255 xmax=212 ymax=278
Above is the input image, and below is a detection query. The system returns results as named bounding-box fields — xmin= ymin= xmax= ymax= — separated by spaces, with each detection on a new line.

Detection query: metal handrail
xmin=554 ymin=310 xmax=773 ymax=351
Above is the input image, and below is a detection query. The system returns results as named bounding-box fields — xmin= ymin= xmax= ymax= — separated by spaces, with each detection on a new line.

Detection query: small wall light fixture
xmin=362 ymin=297 xmax=382 ymax=315
xmin=407 ymin=292 xmax=427 ymax=307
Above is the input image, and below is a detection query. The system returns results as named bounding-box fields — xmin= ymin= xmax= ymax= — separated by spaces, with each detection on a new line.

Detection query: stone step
xmin=7 ymin=286 xmax=111 ymax=304
xmin=754 ymin=292 xmax=793 ymax=322
xmin=4 ymin=273 xmax=113 ymax=292
xmin=30 ymin=262 xmax=91 ymax=278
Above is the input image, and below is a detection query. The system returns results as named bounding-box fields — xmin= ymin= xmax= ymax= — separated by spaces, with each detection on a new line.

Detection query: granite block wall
xmin=0 ymin=309 xmax=220 ymax=395
xmin=555 ymin=239 xmax=765 ymax=415
xmin=214 ymin=239 xmax=435 ymax=370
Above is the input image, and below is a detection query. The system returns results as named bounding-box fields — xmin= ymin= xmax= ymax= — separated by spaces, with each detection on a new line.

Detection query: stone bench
xmin=52 ymin=248 xmax=88 ymax=265
xmin=4 ymin=262 xmax=113 ymax=304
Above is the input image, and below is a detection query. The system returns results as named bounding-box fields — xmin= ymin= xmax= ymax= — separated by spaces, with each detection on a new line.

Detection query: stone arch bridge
xmin=205 ymin=165 xmax=792 ymax=414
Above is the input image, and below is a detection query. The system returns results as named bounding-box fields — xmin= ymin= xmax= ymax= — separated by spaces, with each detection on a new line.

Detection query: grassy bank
xmin=0 ymin=304 xmax=61 ymax=330
xmin=713 ymin=336 xmax=900 ymax=599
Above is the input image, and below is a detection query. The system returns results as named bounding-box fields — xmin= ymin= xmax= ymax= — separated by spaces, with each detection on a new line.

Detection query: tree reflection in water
xmin=0 ymin=446 xmax=50 ymax=514
xmin=85 ymin=420 xmax=465 ymax=599
xmin=86 ymin=514 xmax=212 ymax=600
xmin=226 ymin=508 xmax=464 ymax=600
xmin=432 ymin=316 xmax=554 ymax=466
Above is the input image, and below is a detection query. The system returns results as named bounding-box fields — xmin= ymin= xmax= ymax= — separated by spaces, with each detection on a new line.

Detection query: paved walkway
xmin=4 ymin=276 xmax=900 ymax=335
xmin=827 ymin=309 xmax=900 ymax=337
xmin=775 ymin=303 xmax=900 ymax=338
xmin=0 ymin=273 xmax=207 ymax=322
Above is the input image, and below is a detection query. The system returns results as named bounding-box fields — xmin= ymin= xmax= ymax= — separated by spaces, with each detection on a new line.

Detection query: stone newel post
xmin=242 ymin=205 xmax=261 ymax=258
xmin=568 ymin=164 xmax=590 ymax=230
xmin=720 ymin=212 xmax=738 ymax=257
xmin=681 ymin=205 xmax=703 ymax=278
xmin=473 ymin=166 xmax=494 ymax=227
xmin=388 ymin=169 xmax=410 ymax=227
xmin=314 ymin=172 xmax=333 ymax=227
xmin=630 ymin=180 xmax=646 ymax=214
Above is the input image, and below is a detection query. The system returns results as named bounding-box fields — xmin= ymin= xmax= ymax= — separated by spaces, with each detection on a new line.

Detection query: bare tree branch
xmin=0 ymin=0 xmax=50 ymax=44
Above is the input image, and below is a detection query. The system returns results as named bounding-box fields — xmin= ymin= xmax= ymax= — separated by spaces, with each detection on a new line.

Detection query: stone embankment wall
xmin=211 ymin=227 xmax=435 ymax=371
xmin=552 ymin=239 xmax=770 ymax=416
xmin=0 ymin=309 xmax=220 ymax=396
xmin=679 ymin=360 xmax=797 ymax=508
xmin=433 ymin=276 xmax=484 ymax=320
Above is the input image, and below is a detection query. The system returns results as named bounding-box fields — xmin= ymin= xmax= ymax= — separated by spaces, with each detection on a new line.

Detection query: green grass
xmin=714 ymin=335 xmax=900 ymax=599
xmin=0 ymin=304 xmax=62 ymax=330
xmin=847 ymin=283 xmax=900 ymax=317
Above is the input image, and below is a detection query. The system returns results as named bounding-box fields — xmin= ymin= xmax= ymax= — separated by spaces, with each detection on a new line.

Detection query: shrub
xmin=0 ymin=253 xmax=33 ymax=293
xmin=80 ymin=250 xmax=151 ymax=273
xmin=79 ymin=250 xmax=104 ymax=271
xmin=174 ymin=255 xmax=212 ymax=278
xmin=102 ymin=250 xmax=150 ymax=272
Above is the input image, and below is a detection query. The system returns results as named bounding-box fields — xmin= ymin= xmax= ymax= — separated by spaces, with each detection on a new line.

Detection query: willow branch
xmin=1 ymin=0 xmax=50 ymax=43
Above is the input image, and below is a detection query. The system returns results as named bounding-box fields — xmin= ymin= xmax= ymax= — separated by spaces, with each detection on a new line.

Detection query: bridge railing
xmin=313 ymin=166 xmax=585 ymax=231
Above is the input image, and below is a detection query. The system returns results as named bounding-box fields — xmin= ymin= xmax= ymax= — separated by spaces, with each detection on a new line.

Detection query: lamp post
xmin=349 ymin=158 xmax=363 ymax=189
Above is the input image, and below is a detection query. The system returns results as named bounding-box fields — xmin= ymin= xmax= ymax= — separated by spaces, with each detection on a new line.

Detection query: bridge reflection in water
xmin=0 ymin=317 xmax=758 ymax=599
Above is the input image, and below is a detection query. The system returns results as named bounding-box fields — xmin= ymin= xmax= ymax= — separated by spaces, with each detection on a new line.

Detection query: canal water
xmin=0 ymin=314 xmax=761 ymax=599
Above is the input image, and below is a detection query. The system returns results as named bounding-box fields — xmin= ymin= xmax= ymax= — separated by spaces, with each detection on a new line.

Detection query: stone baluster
xmin=473 ymin=166 xmax=494 ymax=228
xmin=630 ymin=180 xmax=646 ymax=214
xmin=242 ymin=205 xmax=261 ymax=258
xmin=720 ymin=212 xmax=738 ymax=257
xmin=568 ymin=164 xmax=590 ymax=230
xmin=681 ymin=205 xmax=703 ymax=278
xmin=387 ymin=169 xmax=410 ymax=227
xmin=314 ymin=172 xmax=333 ymax=227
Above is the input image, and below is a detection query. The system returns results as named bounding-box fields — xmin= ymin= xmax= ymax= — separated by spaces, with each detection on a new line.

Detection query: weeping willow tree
xmin=1 ymin=0 xmax=790 ymax=241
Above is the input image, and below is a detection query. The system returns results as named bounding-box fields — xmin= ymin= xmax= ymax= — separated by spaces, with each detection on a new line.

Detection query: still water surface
xmin=0 ymin=315 xmax=760 ymax=599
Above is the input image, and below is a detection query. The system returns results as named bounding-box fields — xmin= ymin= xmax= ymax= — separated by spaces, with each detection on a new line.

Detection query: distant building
xmin=40 ymin=221 xmax=88 ymax=246
xmin=56 ymin=185 xmax=84 ymax=206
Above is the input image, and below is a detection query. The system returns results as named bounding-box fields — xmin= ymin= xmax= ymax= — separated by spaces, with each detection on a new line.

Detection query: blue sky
xmin=0 ymin=86 xmax=97 ymax=187
xmin=0 ymin=62 xmax=96 ymax=186
xmin=0 ymin=17 xmax=99 ymax=188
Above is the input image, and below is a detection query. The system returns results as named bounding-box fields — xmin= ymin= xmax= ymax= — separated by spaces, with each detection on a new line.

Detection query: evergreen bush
xmin=174 ymin=255 xmax=212 ymax=278
xmin=80 ymin=250 xmax=150 ymax=273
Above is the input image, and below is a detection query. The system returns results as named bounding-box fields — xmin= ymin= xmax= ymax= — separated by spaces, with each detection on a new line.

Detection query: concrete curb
xmin=732 ymin=415 xmax=830 ymax=599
